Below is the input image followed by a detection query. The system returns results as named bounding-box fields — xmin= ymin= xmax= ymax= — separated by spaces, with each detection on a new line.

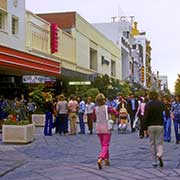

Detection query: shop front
xmin=0 ymin=45 xmax=61 ymax=98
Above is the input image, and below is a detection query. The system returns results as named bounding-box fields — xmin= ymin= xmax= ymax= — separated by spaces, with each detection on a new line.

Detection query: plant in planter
xmin=29 ymin=85 xmax=54 ymax=126
xmin=29 ymin=84 xmax=46 ymax=114
xmin=3 ymin=100 xmax=17 ymax=120
xmin=2 ymin=117 xmax=34 ymax=144
xmin=2 ymin=100 xmax=34 ymax=144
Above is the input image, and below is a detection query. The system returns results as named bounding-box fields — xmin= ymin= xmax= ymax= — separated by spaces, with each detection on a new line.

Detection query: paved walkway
xmin=0 ymin=125 xmax=180 ymax=180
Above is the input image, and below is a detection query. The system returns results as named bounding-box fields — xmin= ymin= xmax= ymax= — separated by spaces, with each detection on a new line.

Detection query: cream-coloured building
xmin=38 ymin=12 xmax=122 ymax=81
xmin=26 ymin=10 xmax=76 ymax=74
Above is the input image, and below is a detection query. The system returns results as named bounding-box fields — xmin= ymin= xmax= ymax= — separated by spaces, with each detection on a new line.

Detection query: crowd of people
xmin=1 ymin=91 xmax=180 ymax=170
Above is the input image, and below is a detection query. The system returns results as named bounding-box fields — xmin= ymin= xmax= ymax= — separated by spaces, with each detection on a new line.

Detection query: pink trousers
xmin=97 ymin=133 xmax=111 ymax=160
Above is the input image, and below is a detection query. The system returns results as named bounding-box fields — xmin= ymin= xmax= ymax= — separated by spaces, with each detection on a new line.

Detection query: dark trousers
xmin=130 ymin=110 xmax=136 ymax=131
xmin=44 ymin=112 xmax=53 ymax=136
xmin=174 ymin=119 xmax=180 ymax=142
xmin=139 ymin=115 xmax=145 ymax=137
xmin=87 ymin=113 xmax=93 ymax=133
xmin=78 ymin=112 xmax=85 ymax=133
xmin=56 ymin=114 xmax=68 ymax=134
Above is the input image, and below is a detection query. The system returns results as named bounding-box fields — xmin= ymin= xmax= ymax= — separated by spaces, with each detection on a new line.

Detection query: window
xmin=123 ymin=31 xmax=129 ymax=39
xmin=111 ymin=60 xmax=116 ymax=76
xmin=0 ymin=10 xmax=7 ymax=31
xmin=90 ymin=48 xmax=97 ymax=71
xmin=12 ymin=16 xmax=18 ymax=35
xmin=101 ymin=56 xmax=110 ymax=65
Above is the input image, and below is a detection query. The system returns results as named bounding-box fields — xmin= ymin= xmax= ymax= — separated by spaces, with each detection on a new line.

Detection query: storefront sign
xmin=22 ymin=76 xmax=56 ymax=84
xmin=69 ymin=81 xmax=91 ymax=85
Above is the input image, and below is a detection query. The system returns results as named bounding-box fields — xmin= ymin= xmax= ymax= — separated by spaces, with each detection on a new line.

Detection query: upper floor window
xmin=123 ymin=31 xmax=130 ymax=39
xmin=111 ymin=60 xmax=116 ymax=76
xmin=0 ymin=9 xmax=7 ymax=31
xmin=12 ymin=15 xmax=18 ymax=35
xmin=90 ymin=48 xmax=97 ymax=71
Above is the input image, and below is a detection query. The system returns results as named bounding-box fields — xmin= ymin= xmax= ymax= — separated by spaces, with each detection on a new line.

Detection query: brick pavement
xmin=0 ymin=125 xmax=180 ymax=180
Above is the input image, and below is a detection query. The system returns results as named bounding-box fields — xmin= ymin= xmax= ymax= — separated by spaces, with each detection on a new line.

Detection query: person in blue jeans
xmin=171 ymin=94 xmax=180 ymax=144
xmin=77 ymin=96 xmax=86 ymax=134
xmin=163 ymin=95 xmax=171 ymax=142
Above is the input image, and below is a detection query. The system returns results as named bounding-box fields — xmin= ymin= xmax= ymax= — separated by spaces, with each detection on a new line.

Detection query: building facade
xmin=0 ymin=0 xmax=26 ymax=50
xmin=132 ymin=22 xmax=152 ymax=89
xmin=93 ymin=18 xmax=133 ymax=83
xmin=159 ymin=75 xmax=168 ymax=92
xmin=38 ymin=12 xmax=122 ymax=82
xmin=0 ymin=0 xmax=61 ymax=97
xmin=93 ymin=18 xmax=150 ymax=91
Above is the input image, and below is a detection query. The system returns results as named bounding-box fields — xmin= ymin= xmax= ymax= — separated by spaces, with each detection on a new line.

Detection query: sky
xmin=26 ymin=0 xmax=180 ymax=92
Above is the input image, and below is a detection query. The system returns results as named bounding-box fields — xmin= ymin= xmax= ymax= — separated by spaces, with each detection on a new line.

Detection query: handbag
xmin=105 ymin=105 xmax=114 ymax=131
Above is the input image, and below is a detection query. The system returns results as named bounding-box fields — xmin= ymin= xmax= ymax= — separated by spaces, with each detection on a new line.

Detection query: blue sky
xmin=26 ymin=0 xmax=180 ymax=92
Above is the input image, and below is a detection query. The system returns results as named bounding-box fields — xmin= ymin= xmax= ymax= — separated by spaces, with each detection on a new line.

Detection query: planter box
xmin=2 ymin=124 xmax=35 ymax=144
xmin=32 ymin=114 xmax=45 ymax=126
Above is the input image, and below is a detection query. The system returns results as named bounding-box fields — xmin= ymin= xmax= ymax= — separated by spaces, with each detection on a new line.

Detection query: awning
xmin=0 ymin=45 xmax=61 ymax=77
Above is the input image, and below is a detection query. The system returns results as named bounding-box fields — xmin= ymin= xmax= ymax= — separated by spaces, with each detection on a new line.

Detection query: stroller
xmin=118 ymin=107 xmax=129 ymax=133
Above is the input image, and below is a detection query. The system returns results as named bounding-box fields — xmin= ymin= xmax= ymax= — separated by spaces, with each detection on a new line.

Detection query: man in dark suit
xmin=127 ymin=93 xmax=139 ymax=132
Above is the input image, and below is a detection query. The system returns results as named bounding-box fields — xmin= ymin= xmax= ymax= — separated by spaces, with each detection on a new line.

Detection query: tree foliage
xmin=93 ymin=74 xmax=111 ymax=96
xmin=119 ymin=82 xmax=131 ymax=98
xmin=29 ymin=84 xmax=45 ymax=112
xmin=175 ymin=74 xmax=180 ymax=95
xmin=83 ymin=88 xmax=100 ymax=101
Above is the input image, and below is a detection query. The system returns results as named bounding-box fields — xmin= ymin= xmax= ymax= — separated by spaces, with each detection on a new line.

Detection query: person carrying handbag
xmin=94 ymin=93 xmax=112 ymax=170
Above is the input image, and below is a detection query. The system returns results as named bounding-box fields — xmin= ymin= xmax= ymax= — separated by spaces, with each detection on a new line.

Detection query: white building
xmin=159 ymin=75 xmax=168 ymax=91
xmin=133 ymin=34 xmax=147 ymax=87
xmin=93 ymin=18 xmax=144 ymax=86
xmin=93 ymin=18 xmax=132 ymax=82
xmin=0 ymin=0 xmax=26 ymax=50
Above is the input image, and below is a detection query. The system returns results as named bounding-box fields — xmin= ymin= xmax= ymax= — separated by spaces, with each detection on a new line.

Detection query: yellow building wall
xmin=75 ymin=13 xmax=122 ymax=80
xmin=56 ymin=29 xmax=76 ymax=70
xmin=26 ymin=11 xmax=50 ymax=54
xmin=76 ymin=31 xmax=90 ymax=69
xmin=76 ymin=13 xmax=120 ymax=58
xmin=26 ymin=11 xmax=76 ymax=71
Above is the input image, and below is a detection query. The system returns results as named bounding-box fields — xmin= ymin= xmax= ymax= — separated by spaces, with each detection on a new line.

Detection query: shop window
xmin=90 ymin=48 xmax=97 ymax=71
xmin=12 ymin=16 xmax=18 ymax=35
xmin=0 ymin=10 xmax=7 ymax=31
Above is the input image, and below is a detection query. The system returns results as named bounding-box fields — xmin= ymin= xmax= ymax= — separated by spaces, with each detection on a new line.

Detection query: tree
xmin=93 ymin=74 xmax=111 ymax=96
xmin=29 ymin=84 xmax=45 ymax=113
xmin=83 ymin=88 xmax=99 ymax=101
xmin=120 ymin=82 xmax=131 ymax=98
xmin=175 ymin=74 xmax=180 ymax=95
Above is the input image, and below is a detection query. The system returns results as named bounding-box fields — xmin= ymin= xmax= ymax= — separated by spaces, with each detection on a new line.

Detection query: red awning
xmin=0 ymin=45 xmax=61 ymax=77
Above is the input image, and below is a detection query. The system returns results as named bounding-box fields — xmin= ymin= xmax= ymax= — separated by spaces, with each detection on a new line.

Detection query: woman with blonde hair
xmin=56 ymin=94 xmax=68 ymax=135
xmin=94 ymin=93 xmax=112 ymax=170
